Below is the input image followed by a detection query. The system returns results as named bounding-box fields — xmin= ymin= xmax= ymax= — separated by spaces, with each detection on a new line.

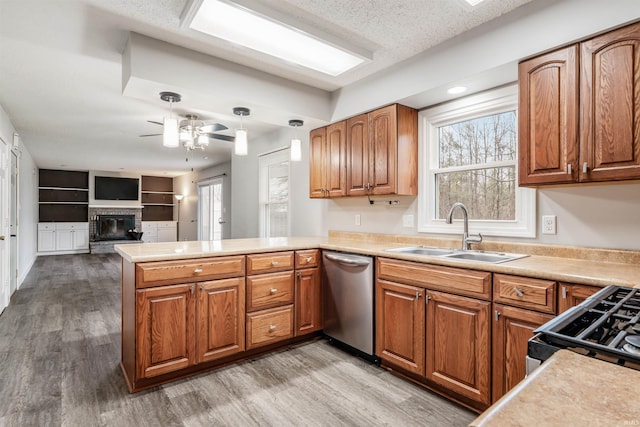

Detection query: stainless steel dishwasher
xmin=323 ymin=251 xmax=376 ymax=361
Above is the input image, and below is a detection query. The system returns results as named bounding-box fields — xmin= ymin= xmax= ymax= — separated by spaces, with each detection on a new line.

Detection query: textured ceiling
xmin=0 ymin=0 xmax=538 ymax=175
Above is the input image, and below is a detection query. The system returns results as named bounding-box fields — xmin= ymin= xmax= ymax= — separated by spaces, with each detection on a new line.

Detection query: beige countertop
xmin=470 ymin=349 xmax=640 ymax=426
xmin=115 ymin=233 xmax=640 ymax=288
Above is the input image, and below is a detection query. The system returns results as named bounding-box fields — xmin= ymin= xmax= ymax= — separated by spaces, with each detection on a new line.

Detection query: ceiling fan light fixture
xmin=163 ymin=118 xmax=180 ymax=148
xmin=197 ymin=134 xmax=209 ymax=147
xmin=233 ymin=107 xmax=250 ymax=156
xmin=288 ymin=119 xmax=303 ymax=162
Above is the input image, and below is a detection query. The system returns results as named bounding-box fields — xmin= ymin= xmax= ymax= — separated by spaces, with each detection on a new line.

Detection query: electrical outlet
xmin=542 ymin=215 xmax=557 ymax=235
xmin=402 ymin=214 xmax=414 ymax=228
xmin=354 ymin=214 xmax=361 ymax=226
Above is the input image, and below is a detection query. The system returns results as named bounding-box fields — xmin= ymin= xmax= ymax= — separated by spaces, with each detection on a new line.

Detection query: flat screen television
xmin=94 ymin=176 xmax=139 ymax=201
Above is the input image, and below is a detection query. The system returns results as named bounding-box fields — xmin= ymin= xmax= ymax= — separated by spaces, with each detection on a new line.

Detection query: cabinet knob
xmin=194 ymin=268 xmax=203 ymax=273
xmin=561 ymin=286 xmax=567 ymax=299
xmin=297 ymin=272 xmax=302 ymax=279
xmin=514 ymin=287 xmax=525 ymax=297
xmin=495 ymin=310 xmax=500 ymax=321
xmin=567 ymin=164 xmax=572 ymax=175
xmin=269 ymin=325 xmax=277 ymax=332
xmin=270 ymin=288 xmax=278 ymax=294
xmin=583 ymin=162 xmax=588 ymax=173
xmin=271 ymin=261 xmax=278 ymax=266
xmin=306 ymin=257 xmax=312 ymax=263
xmin=415 ymin=291 xmax=421 ymax=300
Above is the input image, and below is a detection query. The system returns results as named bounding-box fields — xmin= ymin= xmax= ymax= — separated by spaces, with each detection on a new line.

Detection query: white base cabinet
xmin=141 ymin=221 xmax=177 ymax=243
xmin=38 ymin=222 xmax=89 ymax=253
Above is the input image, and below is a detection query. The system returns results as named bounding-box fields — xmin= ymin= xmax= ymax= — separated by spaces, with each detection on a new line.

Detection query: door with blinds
xmin=198 ymin=178 xmax=224 ymax=241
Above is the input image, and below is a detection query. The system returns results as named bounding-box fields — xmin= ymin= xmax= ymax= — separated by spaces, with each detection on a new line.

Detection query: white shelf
xmin=39 ymin=186 xmax=89 ymax=191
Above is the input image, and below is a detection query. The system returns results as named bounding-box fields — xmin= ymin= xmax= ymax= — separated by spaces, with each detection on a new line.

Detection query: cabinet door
xmin=346 ymin=114 xmax=370 ymax=196
xmin=72 ymin=229 xmax=89 ymax=250
xmin=375 ymin=279 xmax=425 ymax=376
xmin=197 ymin=278 xmax=245 ymax=363
xmin=157 ymin=227 xmax=176 ymax=242
xmin=295 ymin=268 xmax=322 ymax=336
xmin=426 ymin=290 xmax=491 ymax=405
xmin=38 ymin=229 xmax=56 ymax=252
xmin=55 ymin=228 xmax=73 ymax=251
xmin=580 ymin=23 xmax=640 ymax=181
xmin=309 ymin=127 xmax=327 ymax=198
xmin=369 ymin=105 xmax=397 ymax=195
xmin=492 ymin=304 xmax=553 ymax=402
xmin=518 ymin=45 xmax=579 ymax=185
xmin=558 ymin=283 xmax=600 ymax=313
xmin=136 ymin=284 xmax=196 ymax=379
xmin=325 ymin=121 xmax=347 ymax=197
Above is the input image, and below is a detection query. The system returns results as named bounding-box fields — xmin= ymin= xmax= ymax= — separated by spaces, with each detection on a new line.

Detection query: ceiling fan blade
xmin=200 ymin=123 xmax=228 ymax=132
xmin=205 ymin=133 xmax=235 ymax=142
xmin=139 ymin=133 xmax=162 ymax=137
xmin=147 ymin=120 xmax=163 ymax=126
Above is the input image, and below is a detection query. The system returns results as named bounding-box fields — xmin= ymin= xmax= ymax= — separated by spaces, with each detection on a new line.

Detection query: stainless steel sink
xmin=386 ymin=246 xmax=456 ymax=256
xmin=442 ymin=250 xmax=528 ymax=264
xmin=386 ymin=246 xmax=528 ymax=264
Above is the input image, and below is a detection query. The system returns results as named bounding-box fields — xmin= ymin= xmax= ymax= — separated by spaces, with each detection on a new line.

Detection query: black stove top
xmin=530 ymin=286 xmax=640 ymax=367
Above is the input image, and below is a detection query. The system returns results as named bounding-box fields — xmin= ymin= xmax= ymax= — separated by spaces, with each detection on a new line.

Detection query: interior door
xmin=10 ymin=149 xmax=18 ymax=296
xmin=0 ymin=138 xmax=9 ymax=312
xmin=198 ymin=177 xmax=224 ymax=241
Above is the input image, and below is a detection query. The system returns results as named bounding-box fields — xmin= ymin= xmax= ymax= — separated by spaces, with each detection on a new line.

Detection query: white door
xmin=9 ymin=149 xmax=18 ymax=295
xmin=0 ymin=138 xmax=9 ymax=312
xmin=198 ymin=178 xmax=224 ymax=241
xmin=258 ymin=148 xmax=290 ymax=238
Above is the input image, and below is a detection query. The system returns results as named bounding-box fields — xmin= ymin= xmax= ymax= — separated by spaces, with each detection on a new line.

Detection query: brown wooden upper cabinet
xmin=309 ymin=122 xmax=347 ymax=198
xmin=519 ymin=21 xmax=640 ymax=186
xmin=310 ymin=104 xmax=418 ymax=198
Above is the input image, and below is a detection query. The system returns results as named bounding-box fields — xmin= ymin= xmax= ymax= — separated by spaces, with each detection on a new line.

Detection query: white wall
xmin=173 ymin=162 xmax=232 ymax=241
xmin=17 ymin=142 xmax=37 ymax=285
xmin=231 ymin=127 xmax=326 ymax=239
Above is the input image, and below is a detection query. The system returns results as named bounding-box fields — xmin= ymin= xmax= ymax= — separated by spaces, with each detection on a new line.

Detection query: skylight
xmin=184 ymin=0 xmax=369 ymax=76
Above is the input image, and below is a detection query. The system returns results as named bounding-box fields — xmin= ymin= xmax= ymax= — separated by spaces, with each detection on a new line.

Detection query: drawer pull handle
xmin=583 ymin=162 xmax=588 ymax=173
xmin=194 ymin=268 xmax=203 ymax=273
xmin=271 ymin=261 xmax=278 ymax=266
xmin=270 ymin=288 xmax=278 ymax=294
xmin=306 ymin=257 xmax=312 ymax=263
xmin=269 ymin=325 xmax=276 ymax=332
xmin=514 ymin=287 xmax=525 ymax=297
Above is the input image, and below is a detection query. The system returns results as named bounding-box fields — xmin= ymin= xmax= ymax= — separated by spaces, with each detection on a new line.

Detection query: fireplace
xmin=95 ymin=214 xmax=135 ymax=241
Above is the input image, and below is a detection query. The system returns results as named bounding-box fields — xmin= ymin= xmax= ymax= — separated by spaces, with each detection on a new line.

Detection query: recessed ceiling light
xmin=448 ymin=86 xmax=468 ymax=94
xmin=464 ymin=0 xmax=485 ymax=5
xmin=183 ymin=0 xmax=371 ymax=76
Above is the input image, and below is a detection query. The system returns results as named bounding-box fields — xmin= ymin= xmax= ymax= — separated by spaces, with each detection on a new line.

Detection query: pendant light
xmin=160 ymin=92 xmax=181 ymax=148
xmin=233 ymin=107 xmax=250 ymax=156
xmin=288 ymin=119 xmax=303 ymax=162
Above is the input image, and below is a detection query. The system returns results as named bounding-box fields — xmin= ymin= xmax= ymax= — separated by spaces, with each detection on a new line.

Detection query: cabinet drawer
xmin=246 ymin=252 xmax=294 ymax=274
xmin=246 ymin=305 xmax=294 ymax=350
xmin=493 ymin=274 xmax=556 ymax=314
xmin=295 ymin=250 xmax=320 ymax=269
xmin=136 ymin=256 xmax=245 ymax=288
xmin=247 ymin=271 xmax=294 ymax=312
xmin=377 ymin=257 xmax=491 ymax=300
xmin=38 ymin=223 xmax=55 ymax=231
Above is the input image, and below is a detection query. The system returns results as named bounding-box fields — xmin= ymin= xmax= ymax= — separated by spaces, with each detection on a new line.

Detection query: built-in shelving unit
xmin=141 ymin=175 xmax=174 ymax=221
xmin=39 ymin=169 xmax=89 ymax=222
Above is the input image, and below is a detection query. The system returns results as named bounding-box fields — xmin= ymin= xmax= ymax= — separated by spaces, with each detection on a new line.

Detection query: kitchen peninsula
xmin=116 ymin=232 xmax=640 ymax=414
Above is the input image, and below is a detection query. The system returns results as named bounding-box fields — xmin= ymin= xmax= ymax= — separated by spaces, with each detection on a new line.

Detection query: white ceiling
xmin=0 ymin=0 xmax=539 ymax=176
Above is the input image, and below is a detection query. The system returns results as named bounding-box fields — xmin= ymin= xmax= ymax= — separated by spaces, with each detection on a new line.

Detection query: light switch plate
xmin=542 ymin=215 xmax=557 ymax=234
xmin=354 ymin=214 xmax=361 ymax=226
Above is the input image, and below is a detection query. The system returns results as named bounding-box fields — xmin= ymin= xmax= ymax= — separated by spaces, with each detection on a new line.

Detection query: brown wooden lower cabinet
xmin=197 ymin=278 xmax=245 ymax=363
xmin=246 ymin=304 xmax=294 ymax=350
xmin=136 ymin=283 xmax=196 ymax=379
xmin=558 ymin=282 xmax=600 ymax=313
xmin=426 ymin=290 xmax=492 ymax=406
xmin=295 ymin=267 xmax=322 ymax=336
xmin=375 ymin=279 xmax=425 ymax=376
xmin=491 ymin=303 xmax=554 ymax=401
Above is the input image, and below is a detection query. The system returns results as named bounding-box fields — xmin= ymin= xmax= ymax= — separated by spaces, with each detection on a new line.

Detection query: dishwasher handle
xmin=324 ymin=253 xmax=371 ymax=267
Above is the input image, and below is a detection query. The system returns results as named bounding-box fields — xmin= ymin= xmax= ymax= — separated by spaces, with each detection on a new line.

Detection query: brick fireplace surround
xmin=89 ymin=206 xmax=143 ymax=254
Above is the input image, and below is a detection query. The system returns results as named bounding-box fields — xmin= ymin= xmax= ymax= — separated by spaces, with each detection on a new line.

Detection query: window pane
xmin=268 ymin=161 xmax=289 ymax=202
xmin=438 ymin=111 xmax=516 ymax=168
xmin=268 ymin=202 xmax=288 ymax=237
xmin=436 ymin=167 xmax=516 ymax=220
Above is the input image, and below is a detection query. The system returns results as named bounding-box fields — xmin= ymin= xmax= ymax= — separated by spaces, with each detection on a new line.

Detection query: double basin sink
xmin=386 ymin=246 xmax=528 ymax=264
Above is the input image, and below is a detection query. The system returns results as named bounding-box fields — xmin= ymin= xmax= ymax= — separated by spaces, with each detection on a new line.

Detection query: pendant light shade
xmin=288 ymin=119 xmax=304 ymax=162
xmin=163 ymin=117 xmax=180 ymax=148
xmin=233 ymin=107 xmax=250 ymax=156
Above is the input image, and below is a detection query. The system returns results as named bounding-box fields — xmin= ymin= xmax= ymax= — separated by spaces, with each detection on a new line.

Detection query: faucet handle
xmin=466 ymin=233 xmax=483 ymax=246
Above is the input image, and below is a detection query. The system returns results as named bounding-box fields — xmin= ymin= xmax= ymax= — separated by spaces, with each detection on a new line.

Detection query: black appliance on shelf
xmin=527 ymin=285 xmax=640 ymax=373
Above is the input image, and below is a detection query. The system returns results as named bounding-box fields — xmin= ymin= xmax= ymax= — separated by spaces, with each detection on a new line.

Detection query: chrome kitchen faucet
xmin=446 ymin=202 xmax=482 ymax=251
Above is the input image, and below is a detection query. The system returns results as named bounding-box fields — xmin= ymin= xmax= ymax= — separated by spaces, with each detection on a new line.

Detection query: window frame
xmin=417 ymin=85 xmax=536 ymax=238
xmin=258 ymin=147 xmax=291 ymax=238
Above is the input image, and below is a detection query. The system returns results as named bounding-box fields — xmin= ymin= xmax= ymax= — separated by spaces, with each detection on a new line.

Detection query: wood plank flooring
xmin=0 ymin=253 xmax=475 ymax=426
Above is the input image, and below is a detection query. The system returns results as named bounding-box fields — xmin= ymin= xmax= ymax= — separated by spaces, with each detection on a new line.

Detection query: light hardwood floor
xmin=0 ymin=253 xmax=476 ymax=426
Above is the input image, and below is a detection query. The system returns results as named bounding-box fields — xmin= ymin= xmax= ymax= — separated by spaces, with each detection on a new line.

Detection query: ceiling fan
xmin=140 ymin=92 xmax=235 ymax=150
